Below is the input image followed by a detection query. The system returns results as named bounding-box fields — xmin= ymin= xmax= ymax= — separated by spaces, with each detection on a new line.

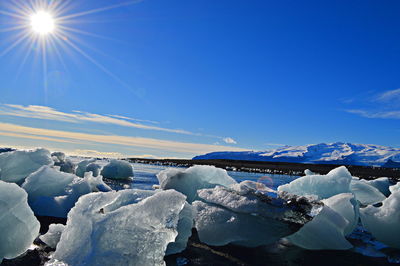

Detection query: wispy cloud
xmin=346 ymin=89 xmax=400 ymax=120
xmin=223 ymin=137 xmax=237 ymax=144
xmin=0 ymin=104 xmax=193 ymax=135
xmin=0 ymin=122 xmax=248 ymax=155
xmin=346 ymin=109 xmax=400 ymax=119
xmin=376 ymin=88 xmax=400 ymax=102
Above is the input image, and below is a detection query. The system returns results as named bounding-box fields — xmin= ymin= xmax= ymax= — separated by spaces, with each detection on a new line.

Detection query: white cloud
xmin=0 ymin=122 xmax=248 ymax=155
xmin=223 ymin=137 xmax=237 ymax=144
xmin=346 ymin=109 xmax=400 ymax=119
xmin=0 ymin=104 xmax=193 ymax=135
xmin=376 ymin=88 xmax=400 ymax=102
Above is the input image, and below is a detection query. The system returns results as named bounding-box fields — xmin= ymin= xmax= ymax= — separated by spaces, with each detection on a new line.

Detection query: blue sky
xmin=0 ymin=0 xmax=399 ymax=158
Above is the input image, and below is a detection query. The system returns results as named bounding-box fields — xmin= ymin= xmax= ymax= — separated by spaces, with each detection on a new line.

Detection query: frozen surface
xmin=85 ymin=163 xmax=101 ymax=177
xmin=277 ymin=166 xmax=352 ymax=200
xmin=51 ymin=152 xmax=65 ymax=165
xmin=0 ymin=148 xmax=53 ymax=184
xmin=59 ymin=159 xmax=75 ymax=174
xmin=157 ymin=165 xmax=237 ymax=203
xmin=22 ymin=166 xmax=111 ymax=218
xmin=101 ymin=159 xmax=134 ymax=180
xmin=39 ymin=224 xmax=65 ymax=249
xmin=360 ymin=191 xmax=400 ymax=248
xmin=50 ymin=189 xmax=190 ymax=266
xmin=193 ymin=181 xmax=322 ymax=247
xmin=0 ymin=181 xmax=40 ymax=262
xmin=350 ymin=180 xmax=386 ymax=205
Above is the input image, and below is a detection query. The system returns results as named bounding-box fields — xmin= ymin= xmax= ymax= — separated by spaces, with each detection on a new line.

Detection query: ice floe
xmin=100 ymin=159 xmax=134 ymax=180
xmin=0 ymin=181 xmax=40 ymax=262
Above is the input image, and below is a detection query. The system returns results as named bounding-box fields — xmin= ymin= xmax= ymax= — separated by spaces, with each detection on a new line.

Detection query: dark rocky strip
xmin=128 ymin=158 xmax=400 ymax=180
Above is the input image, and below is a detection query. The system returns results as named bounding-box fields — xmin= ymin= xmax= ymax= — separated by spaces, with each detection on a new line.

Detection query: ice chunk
xmin=322 ymin=193 xmax=359 ymax=235
xmin=51 ymin=152 xmax=66 ymax=165
xmin=350 ymin=180 xmax=386 ymax=205
xmin=59 ymin=159 xmax=75 ymax=174
xmin=277 ymin=166 xmax=352 ymax=200
xmin=389 ymin=182 xmax=400 ymax=194
xmin=304 ymin=169 xmax=318 ymax=175
xmin=360 ymin=191 xmax=400 ymax=248
xmin=166 ymin=202 xmax=195 ymax=255
xmin=75 ymin=158 xmax=96 ymax=177
xmin=193 ymin=181 xmax=322 ymax=247
xmin=287 ymin=204 xmax=353 ymax=250
xmin=0 ymin=148 xmax=53 ymax=184
xmin=0 ymin=181 xmax=40 ymax=262
xmin=22 ymin=166 xmax=75 ymax=201
xmin=50 ymin=189 xmax=189 ymax=266
xmin=85 ymin=163 xmax=101 ymax=177
xmin=40 ymin=224 xmax=65 ymax=249
xmin=100 ymin=159 xmax=134 ymax=180
xmin=22 ymin=166 xmax=111 ymax=218
xmin=364 ymin=177 xmax=392 ymax=197
xmin=157 ymin=165 xmax=237 ymax=203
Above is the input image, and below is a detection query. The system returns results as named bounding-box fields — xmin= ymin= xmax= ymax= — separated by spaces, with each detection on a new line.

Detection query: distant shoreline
xmin=127 ymin=158 xmax=400 ymax=180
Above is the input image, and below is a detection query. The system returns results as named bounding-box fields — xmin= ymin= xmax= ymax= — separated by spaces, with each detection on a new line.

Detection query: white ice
xmin=75 ymin=159 xmax=96 ymax=177
xmin=360 ymin=191 xmax=400 ymax=249
xmin=157 ymin=165 xmax=237 ymax=203
xmin=22 ymin=166 xmax=111 ymax=218
xmin=39 ymin=224 xmax=65 ymax=249
xmin=389 ymin=182 xmax=400 ymax=194
xmin=193 ymin=181 xmax=321 ymax=247
xmin=277 ymin=166 xmax=352 ymax=200
xmin=287 ymin=199 xmax=353 ymax=250
xmin=350 ymin=180 xmax=386 ymax=205
xmin=49 ymin=189 xmax=191 ymax=266
xmin=0 ymin=148 xmax=53 ymax=184
xmin=100 ymin=159 xmax=134 ymax=180
xmin=0 ymin=181 xmax=40 ymax=262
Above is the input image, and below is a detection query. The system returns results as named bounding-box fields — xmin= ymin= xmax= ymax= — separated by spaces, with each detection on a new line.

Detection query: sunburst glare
xmin=30 ymin=11 xmax=55 ymax=35
xmin=0 ymin=0 xmax=141 ymax=100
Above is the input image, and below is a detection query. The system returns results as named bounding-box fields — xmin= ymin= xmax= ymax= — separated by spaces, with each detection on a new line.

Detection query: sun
xmin=30 ymin=11 xmax=55 ymax=35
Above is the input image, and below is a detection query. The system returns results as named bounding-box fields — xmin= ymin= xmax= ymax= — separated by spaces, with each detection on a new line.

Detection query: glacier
xmin=0 ymin=181 xmax=40 ymax=263
xmin=39 ymin=224 xmax=65 ymax=249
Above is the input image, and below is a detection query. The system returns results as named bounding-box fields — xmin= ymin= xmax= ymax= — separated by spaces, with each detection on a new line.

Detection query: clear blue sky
xmin=0 ymin=0 xmax=399 ymax=158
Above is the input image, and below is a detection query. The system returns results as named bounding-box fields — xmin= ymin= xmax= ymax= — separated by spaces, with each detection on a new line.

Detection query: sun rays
xmin=0 ymin=0 xmax=142 ymax=99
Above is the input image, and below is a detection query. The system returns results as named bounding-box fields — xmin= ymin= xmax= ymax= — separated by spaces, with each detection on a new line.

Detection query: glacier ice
xmin=59 ymin=159 xmax=75 ymax=174
xmin=100 ymin=159 xmax=134 ymax=180
xmin=51 ymin=152 xmax=66 ymax=165
xmin=350 ymin=180 xmax=386 ymax=205
xmin=85 ymin=163 xmax=101 ymax=177
xmin=39 ymin=224 xmax=65 ymax=249
xmin=277 ymin=166 xmax=352 ymax=200
xmin=22 ymin=166 xmax=111 ymax=218
xmin=0 ymin=148 xmax=53 ymax=184
xmin=0 ymin=181 xmax=40 ymax=262
xmin=287 ymin=203 xmax=353 ymax=250
xmin=157 ymin=165 xmax=237 ymax=203
xmin=363 ymin=177 xmax=392 ymax=197
xmin=193 ymin=181 xmax=322 ymax=247
xmin=360 ymin=191 xmax=400 ymax=249
xmin=75 ymin=158 xmax=96 ymax=177
xmin=389 ymin=182 xmax=400 ymax=194
xmin=50 ymin=189 xmax=191 ymax=266
xmin=321 ymin=193 xmax=359 ymax=236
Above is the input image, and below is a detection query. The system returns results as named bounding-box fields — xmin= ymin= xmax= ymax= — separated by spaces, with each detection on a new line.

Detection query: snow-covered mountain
xmin=193 ymin=142 xmax=400 ymax=167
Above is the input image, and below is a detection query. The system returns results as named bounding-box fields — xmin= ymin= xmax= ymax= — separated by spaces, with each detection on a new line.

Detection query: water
xmin=104 ymin=162 xmax=299 ymax=191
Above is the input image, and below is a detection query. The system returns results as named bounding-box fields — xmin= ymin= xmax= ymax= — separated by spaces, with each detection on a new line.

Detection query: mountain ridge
xmin=193 ymin=142 xmax=400 ymax=167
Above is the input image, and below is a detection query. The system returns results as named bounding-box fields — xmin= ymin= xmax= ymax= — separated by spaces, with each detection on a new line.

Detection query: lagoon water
xmin=106 ymin=163 xmax=299 ymax=191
